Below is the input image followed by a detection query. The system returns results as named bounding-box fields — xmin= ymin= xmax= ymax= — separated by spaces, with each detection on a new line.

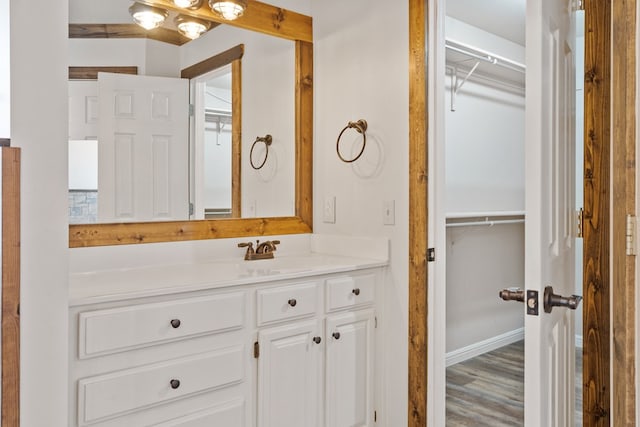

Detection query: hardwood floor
xmin=446 ymin=340 xmax=583 ymax=426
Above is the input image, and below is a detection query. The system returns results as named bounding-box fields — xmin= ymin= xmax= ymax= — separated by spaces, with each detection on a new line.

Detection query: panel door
xmin=325 ymin=309 xmax=375 ymax=427
xmin=97 ymin=72 xmax=189 ymax=222
xmin=524 ymin=0 xmax=578 ymax=425
xmin=257 ymin=319 xmax=322 ymax=427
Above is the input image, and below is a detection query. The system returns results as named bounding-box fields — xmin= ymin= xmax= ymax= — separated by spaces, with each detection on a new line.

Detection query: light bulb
xmin=175 ymin=15 xmax=211 ymax=40
xmin=129 ymin=3 xmax=168 ymax=30
xmin=208 ymin=0 xmax=247 ymax=20
xmin=173 ymin=0 xmax=201 ymax=8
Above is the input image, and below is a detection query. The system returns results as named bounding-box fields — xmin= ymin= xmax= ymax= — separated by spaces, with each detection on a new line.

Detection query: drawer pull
xmin=170 ymin=319 xmax=181 ymax=329
xmin=169 ymin=379 xmax=181 ymax=389
xmin=332 ymin=332 xmax=341 ymax=340
xmin=288 ymin=299 xmax=297 ymax=307
xmin=352 ymin=288 xmax=361 ymax=296
xmin=313 ymin=336 xmax=322 ymax=344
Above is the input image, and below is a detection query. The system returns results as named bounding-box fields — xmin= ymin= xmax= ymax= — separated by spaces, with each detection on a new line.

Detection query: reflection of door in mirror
xmin=190 ymin=64 xmax=237 ymax=220
xmin=68 ymin=73 xmax=190 ymax=223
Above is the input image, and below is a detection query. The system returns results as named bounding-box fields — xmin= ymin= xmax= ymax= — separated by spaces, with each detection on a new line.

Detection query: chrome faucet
xmin=238 ymin=240 xmax=280 ymax=260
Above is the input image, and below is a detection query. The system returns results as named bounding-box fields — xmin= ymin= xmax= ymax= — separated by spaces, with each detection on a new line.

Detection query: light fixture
xmin=208 ymin=0 xmax=247 ymax=21
xmin=174 ymin=15 xmax=211 ymax=40
xmin=173 ymin=0 xmax=203 ymax=9
xmin=129 ymin=2 xmax=168 ymax=30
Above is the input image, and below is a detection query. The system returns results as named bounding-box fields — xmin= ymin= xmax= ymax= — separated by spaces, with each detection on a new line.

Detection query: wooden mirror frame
xmin=69 ymin=2 xmax=313 ymax=248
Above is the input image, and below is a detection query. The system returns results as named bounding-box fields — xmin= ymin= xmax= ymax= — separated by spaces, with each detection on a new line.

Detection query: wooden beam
xmin=69 ymin=216 xmax=311 ymax=247
xmin=69 ymin=23 xmax=191 ymax=46
xmin=2 ymin=147 xmax=20 ymax=427
xmin=180 ymin=44 xmax=244 ymax=79
xmin=295 ymin=40 xmax=313 ymax=227
xmin=408 ymin=0 xmax=428 ymax=426
xmin=68 ymin=66 xmax=138 ymax=80
xmin=141 ymin=0 xmax=312 ymax=42
xmin=583 ymin=0 xmax=611 ymax=425
xmin=611 ymin=0 xmax=636 ymax=424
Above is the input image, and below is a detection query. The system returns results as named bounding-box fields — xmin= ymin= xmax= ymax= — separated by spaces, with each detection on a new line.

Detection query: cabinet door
xmin=257 ymin=319 xmax=322 ymax=427
xmin=325 ymin=309 xmax=375 ymax=427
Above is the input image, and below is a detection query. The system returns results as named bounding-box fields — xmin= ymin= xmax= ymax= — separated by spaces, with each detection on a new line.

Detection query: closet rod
xmin=445 ymin=39 xmax=526 ymax=74
xmin=446 ymin=218 xmax=525 ymax=228
xmin=446 ymin=210 xmax=525 ymax=219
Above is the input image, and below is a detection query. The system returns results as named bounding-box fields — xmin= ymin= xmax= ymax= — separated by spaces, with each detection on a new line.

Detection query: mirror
xmin=68 ymin=0 xmax=313 ymax=247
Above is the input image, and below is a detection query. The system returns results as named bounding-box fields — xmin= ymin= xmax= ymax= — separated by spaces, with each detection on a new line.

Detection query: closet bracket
xmin=450 ymin=61 xmax=480 ymax=112
xmin=427 ymin=248 xmax=436 ymax=262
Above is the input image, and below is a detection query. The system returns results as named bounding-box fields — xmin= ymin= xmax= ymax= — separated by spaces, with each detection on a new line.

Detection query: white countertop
xmin=69 ymin=253 xmax=388 ymax=306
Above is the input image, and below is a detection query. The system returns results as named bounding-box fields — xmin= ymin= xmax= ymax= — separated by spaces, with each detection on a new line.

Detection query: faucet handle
xmin=238 ymin=242 xmax=252 ymax=248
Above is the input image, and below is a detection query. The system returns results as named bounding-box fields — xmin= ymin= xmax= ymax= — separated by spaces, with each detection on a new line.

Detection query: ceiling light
xmin=208 ymin=0 xmax=247 ymax=21
xmin=129 ymin=3 xmax=168 ymax=30
xmin=173 ymin=0 xmax=203 ymax=9
xmin=175 ymin=15 xmax=211 ymax=40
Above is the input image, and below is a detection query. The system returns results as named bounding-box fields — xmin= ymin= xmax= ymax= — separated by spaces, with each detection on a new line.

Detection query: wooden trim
xmin=68 ymin=66 xmax=138 ymax=80
xmin=295 ymin=40 xmax=313 ymax=226
xmin=611 ymin=0 xmax=636 ymax=424
xmin=141 ymin=0 xmax=312 ymax=43
xmin=583 ymin=1 xmax=612 ymax=425
xmin=2 ymin=147 xmax=20 ymax=427
xmin=181 ymin=44 xmax=244 ymax=79
xmin=69 ymin=23 xmax=191 ymax=46
xmin=69 ymin=216 xmax=311 ymax=247
xmin=408 ymin=0 xmax=428 ymax=426
xmin=231 ymin=58 xmax=242 ymax=218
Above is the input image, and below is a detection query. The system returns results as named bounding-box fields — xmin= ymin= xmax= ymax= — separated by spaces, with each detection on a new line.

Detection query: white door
xmin=325 ymin=309 xmax=375 ymax=427
xmin=524 ymin=0 xmax=578 ymax=425
xmin=257 ymin=319 xmax=322 ymax=427
xmin=97 ymin=73 xmax=189 ymax=222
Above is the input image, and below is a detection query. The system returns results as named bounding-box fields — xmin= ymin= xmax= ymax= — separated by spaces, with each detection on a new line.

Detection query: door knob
xmin=543 ymin=286 xmax=582 ymax=313
xmin=499 ymin=288 xmax=525 ymax=303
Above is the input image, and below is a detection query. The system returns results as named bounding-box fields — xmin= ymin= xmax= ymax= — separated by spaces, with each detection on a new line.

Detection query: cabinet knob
xmin=352 ymin=288 xmax=361 ymax=296
xmin=332 ymin=332 xmax=341 ymax=340
xmin=169 ymin=379 xmax=181 ymax=389
xmin=170 ymin=319 xmax=181 ymax=328
xmin=313 ymin=336 xmax=322 ymax=344
xmin=288 ymin=298 xmax=297 ymax=307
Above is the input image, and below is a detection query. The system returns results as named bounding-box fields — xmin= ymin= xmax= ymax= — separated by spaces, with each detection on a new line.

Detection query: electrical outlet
xmin=323 ymin=196 xmax=336 ymax=223
xmin=383 ymin=200 xmax=395 ymax=225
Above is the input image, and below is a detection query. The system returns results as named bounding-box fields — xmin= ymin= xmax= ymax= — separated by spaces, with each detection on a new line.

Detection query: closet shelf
xmin=445 ymin=38 xmax=525 ymax=111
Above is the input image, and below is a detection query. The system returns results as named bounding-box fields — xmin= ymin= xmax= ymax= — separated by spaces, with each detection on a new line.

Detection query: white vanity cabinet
xmin=69 ymin=259 xmax=383 ymax=427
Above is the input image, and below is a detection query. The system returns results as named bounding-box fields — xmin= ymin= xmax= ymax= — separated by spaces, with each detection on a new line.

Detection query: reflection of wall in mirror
xmin=204 ymin=85 xmax=232 ymax=213
xmin=181 ymin=25 xmax=296 ymax=219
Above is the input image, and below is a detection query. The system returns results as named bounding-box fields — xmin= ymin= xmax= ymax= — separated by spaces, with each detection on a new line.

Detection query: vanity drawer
xmin=77 ymin=346 xmax=245 ymax=426
xmin=256 ymin=281 xmax=318 ymax=325
xmin=325 ymin=274 xmax=376 ymax=312
xmin=153 ymin=399 xmax=245 ymax=427
xmin=78 ymin=292 xmax=245 ymax=359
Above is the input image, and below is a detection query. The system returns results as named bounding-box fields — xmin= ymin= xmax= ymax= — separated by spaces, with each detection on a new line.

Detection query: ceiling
xmin=446 ymin=0 xmax=526 ymax=46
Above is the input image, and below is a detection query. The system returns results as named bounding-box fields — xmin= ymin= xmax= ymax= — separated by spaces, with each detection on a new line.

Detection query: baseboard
xmin=446 ymin=328 xmax=524 ymax=367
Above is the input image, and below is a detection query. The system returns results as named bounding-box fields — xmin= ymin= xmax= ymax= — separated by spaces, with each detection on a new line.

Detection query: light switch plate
xmin=383 ymin=200 xmax=395 ymax=225
xmin=323 ymin=196 xmax=336 ymax=223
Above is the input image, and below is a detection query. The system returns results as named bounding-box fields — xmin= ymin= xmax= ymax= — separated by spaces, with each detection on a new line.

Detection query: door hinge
xmin=427 ymin=248 xmax=436 ymax=262
xmin=374 ymin=410 xmax=377 ymax=422
xmin=575 ymin=0 xmax=584 ymax=11
xmin=374 ymin=316 xmax=378 ymax=329
xmin=253 ymin=341 xmax=260 ymax=358
xmin=189 ymin=103 xmax=195 ymax=116
xmin=576 ymin=208 xmax=584 ymax=238
xmin=626 ymin=215 xmax=637 ymax=256
xmin=189 ymin=202 xmax=194 ymax=216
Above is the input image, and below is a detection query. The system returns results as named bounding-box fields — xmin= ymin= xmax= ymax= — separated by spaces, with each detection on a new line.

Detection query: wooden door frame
xmin=407 ymin=0 xmax=637 ymax=425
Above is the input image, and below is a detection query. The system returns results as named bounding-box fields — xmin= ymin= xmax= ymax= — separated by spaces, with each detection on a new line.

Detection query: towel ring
xmin=250 ymin=134 xmax=273 ymax=170
xmin=336 ymin=119 xmax=368 ymax=163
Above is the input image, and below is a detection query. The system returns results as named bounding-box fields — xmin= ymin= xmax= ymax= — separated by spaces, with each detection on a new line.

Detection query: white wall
xmin=312 ymin=1 xmax=409 ymax=424
xmin=11 ymin=0 xmax=70 ymax=425
xmin=0 ymin=0 xmax=9 ymax=138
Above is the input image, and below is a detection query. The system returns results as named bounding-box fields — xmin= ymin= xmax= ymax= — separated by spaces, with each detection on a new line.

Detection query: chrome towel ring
xmin=250 ymin=134 xmax=273 ymax=170
xmin=336 ymin=119 xmax=368 ymax=163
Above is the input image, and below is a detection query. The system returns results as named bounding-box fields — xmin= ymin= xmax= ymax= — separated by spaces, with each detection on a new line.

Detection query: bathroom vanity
xmin=68 ymin=248 xmax=387 ymax=426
